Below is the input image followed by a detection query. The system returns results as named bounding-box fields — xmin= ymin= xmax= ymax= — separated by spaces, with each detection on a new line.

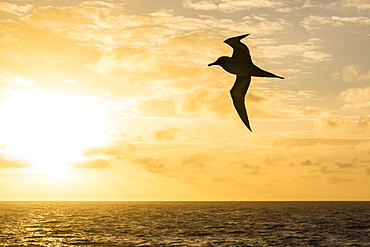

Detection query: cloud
xmin=340 ymin=87 xmax=370 ymax=103
xmin=300 ymin=159 xmax=316 ymax=166
xmin=0 ymin=19 xmax=103 ymax=96
xmin=231 ymin=15 xmax=291 ymax=36
xmin=80 ymin=0 xmax=126 ymax=10
xmin=176 ymin=84 xmax=323 ymax=121
xmin=334 ymin=162 xmax=354 ymax=169
xmin=301 ymin=15 xmax=370 ymax=30
xmin=176 ymin=85 xmax=232 ymax=118
xmin=132 ymin=157 xmax=167 ymax=174
xmin=155 ymin=126 xmax=182 ymax=141
xmin=299 ymin=0 xmax=370 ymax=11
xmin=366 ymin=168 xmax=370 ymax=175
xmin=0 ymin=72 xmax=35 ymax=92
xmin=342 ymin=65 xmax=360 ymax=82
xmin=23 ymin=2 xmax=291 ymax=50
xmin=296 ymin=159 xmax=320 ymax=166
xmin=182 ymin=152 xmax=214 ymax=168
xmin=0 ymin=2 xmax=33 ymax=16
xmin=230 ymin=160 xmax=261 ymax=175
xmin=183 ymin=0 xmax=220 ymax=11
xmin=0 ymin=156 xmax=28 ymax=168
xmin=269 ymin=136 xmax=370 ymax=149
xmin=327 ymin=176 xmax=357 ymax=183
xmin=0 ymin=0 xmax=369 ymax=201
xmin=247 ymin=89 xmax=323 ymax=120
xmin=341 ymin=0 xmax=370 ymax=10
xmin=317 ymin=114 xmax=370 ymax=136
xmin=341 ymin=65 xmax=370 ymax=82
xmin=137 ymin=100 xmax=178 ymax=118
xmin=71 ymin=158 xmax=111 ymax=168
xmin=302 ymin=50 xmax=332 ymax=62
xmin=309 ymin=164 xmax=352 ymax=176
xmin=183 ymin=0 xmax=284 ymax=12
xmin=24 ymin=4 xmax=288 ymax=47
xmin=339 ymin=87 xmax=370 ymax=113
xmin=0 ymin=1 xmax=293 ymax=105
xmin=259 ymin=38 xmax=332 ymax=62
xmin=83 ymin=137 xmax=138 ymax=158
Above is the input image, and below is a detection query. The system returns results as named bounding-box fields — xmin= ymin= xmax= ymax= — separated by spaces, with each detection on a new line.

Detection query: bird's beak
xmin=208 ymin=61 xmax=217 ymax=66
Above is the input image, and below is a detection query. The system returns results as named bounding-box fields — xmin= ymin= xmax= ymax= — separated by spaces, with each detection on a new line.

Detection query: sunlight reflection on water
xmin=0 ymin=201 xmax=369 ymax=246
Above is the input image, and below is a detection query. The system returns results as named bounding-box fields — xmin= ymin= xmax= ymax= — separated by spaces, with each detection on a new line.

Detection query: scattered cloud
xmin=132 ymin=157 xmax=167 ymax=174
xmin=0 ymin=156 xmax=28 ymax=168
xmin=317 ymin=113 xmax=370 ymax=136
xmin=327 ymin=176 xmax=357 ymax=183
xmin=176 ymin=85 xmax=232 ymax=118
xmin=301 ymin=15 xmax=370 ymax=30
xmin=138 ymin=100 xmax=178 ymax=118
xmin=290 ymin=159 xmax=320 ymax=166
xmin=334 ymin=162 xmax=355 ymax=169
xmin=0 ymin=1 xmax=294 ymax=103
xmin=71 ymin=158 xmax=111 ymax=169
xmin=300 ymin=159 xmax=317 ymax=166
xmin=230 ymin=160 xmax=261 ymax=175
xmin=247 ymin=89 xmax=323 ymax=120
xmin=182 ymin=152 xmax=214 ymax=168
xmin=0 ymin=2 xmax=33 ymax=16
xmin=302 ymin=0 xmax=370 ymax=11
xmin=0 ymin=0 xmax=369 ymax=200
xmin=259 ymin=38 xmax=332 ymax=62
xmin=340 ymin=87 xmax=370 ymax=103
xmin=269 ymin=136 xmax=369 ymax=149
xmin=155 ymin=126 xmax=182 ymax=141
xmin=176 ymin=85 xmax=322 ymax=121
xmin=342 ymin=65 xmax=360 ymax=82
xmin=183 ymin=0 xmax=284 ymax=12
xmin=83 ymin=137 xmax=138 ymax=158
xmin=0 ymin=1 xmax=295 ymax=104
xmin=183 ymin=0 xmax=370 ymax=13
xmin=342 ymin=65 xmax=370 ymax=82
xmin=311 ymin=165 xmax=342 ymax=175
xmin=366 ymin=168 xmax=370 ymax=175
xmin=340 ymin=0 xmax=370 ymax=10
xmin=339 ymin=87 xmax=370 ymax=112
xmin=0 ymin=72 xmax=35 ymax=91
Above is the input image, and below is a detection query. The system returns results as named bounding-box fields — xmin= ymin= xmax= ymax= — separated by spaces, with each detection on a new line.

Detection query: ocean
xmin=0 ymin=201 xmax=369 ymax=246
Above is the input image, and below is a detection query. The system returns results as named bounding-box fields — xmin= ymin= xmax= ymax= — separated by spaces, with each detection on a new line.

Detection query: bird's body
xmin=213 ymin=56 xmax=284 ymax=78
xmin=208 ymin=34 xmax=284 ymax=131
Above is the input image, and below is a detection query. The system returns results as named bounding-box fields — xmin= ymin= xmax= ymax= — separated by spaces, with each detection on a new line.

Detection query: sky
xmin=0 ymin=0 xmax=369 ymax=201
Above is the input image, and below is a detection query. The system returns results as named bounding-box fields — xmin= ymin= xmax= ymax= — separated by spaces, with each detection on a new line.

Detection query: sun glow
xmin=0 ymin=90 xmax=110 ymax=172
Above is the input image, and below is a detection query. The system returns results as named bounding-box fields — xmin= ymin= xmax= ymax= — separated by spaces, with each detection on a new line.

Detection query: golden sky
xmin=0 ymin=0 xmax=369 ymax=201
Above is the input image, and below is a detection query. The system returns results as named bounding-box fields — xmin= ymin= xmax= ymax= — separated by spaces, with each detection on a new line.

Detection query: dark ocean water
xmin=0 ymin=201 xmax=369 ymax=246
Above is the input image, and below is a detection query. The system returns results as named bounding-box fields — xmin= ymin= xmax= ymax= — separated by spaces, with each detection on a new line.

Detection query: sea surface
xmin=0 ymin=201 xmax=369 ymax=246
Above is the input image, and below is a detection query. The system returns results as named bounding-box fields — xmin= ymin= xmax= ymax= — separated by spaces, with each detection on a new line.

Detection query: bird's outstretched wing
xmin=224 ymin=34 xmax=251 ymax=62
xmin=230 ymin=75 xmax=252 ymax=131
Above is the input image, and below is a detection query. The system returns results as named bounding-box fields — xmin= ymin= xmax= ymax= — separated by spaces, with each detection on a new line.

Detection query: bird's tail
xmin=252 ymin=67 xmax=284 ymax=79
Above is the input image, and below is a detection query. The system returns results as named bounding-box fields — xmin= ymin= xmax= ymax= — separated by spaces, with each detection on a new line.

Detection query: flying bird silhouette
xmin=208 ymin=34 xmax=284 ymax=132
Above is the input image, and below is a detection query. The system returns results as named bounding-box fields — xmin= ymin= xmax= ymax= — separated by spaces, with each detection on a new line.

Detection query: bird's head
xmin=208 ymin=56 xmax=228 ymax=67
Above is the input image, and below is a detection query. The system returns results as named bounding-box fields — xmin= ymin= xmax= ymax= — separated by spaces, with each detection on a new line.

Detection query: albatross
xmin=208 ymin=34 xmax=284 ymax=132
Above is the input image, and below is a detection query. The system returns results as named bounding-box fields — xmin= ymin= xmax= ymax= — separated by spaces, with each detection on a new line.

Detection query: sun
xmin=0 ymin=90 xmax=110 ymax=172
